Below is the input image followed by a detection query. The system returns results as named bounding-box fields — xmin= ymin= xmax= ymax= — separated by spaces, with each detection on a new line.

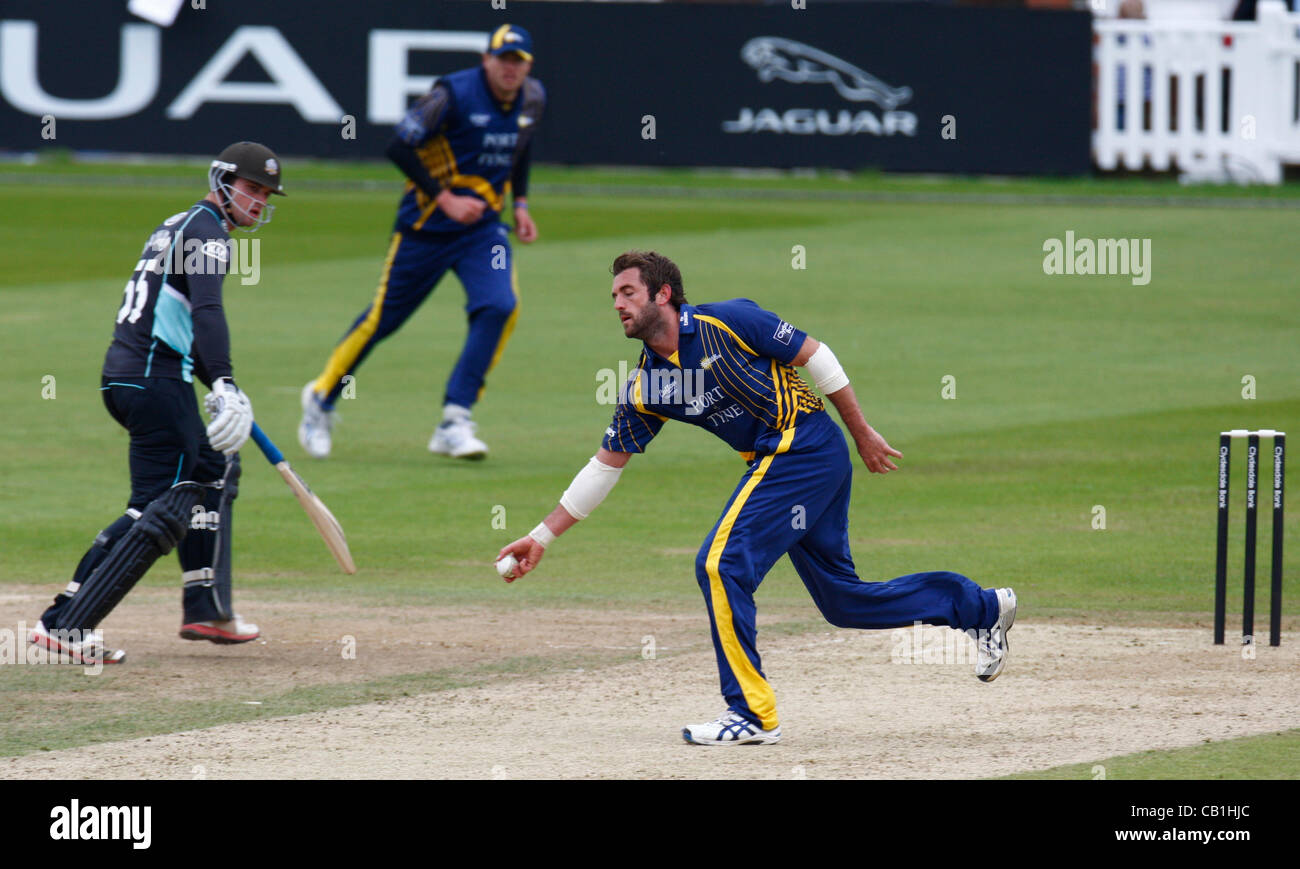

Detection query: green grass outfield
xmin=9 ymin=151 xmax=1300 ymax=200
xmin=0 ymin=161 xmax=1296 ymax=774
xmin=1006 ymin=728 xmax=1300 ymax=780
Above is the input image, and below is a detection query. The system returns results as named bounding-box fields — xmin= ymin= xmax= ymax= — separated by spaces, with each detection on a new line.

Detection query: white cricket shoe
xmin=29 ymin=620 xmax=126 ymax=665
xmin=682 ymin=710 xmax=781 ymax=746
xmin=975 ymin=587 xmax=1017 ymax=682
xmin=179 ymin=614 xmax=260 ymax=645
xmin=298 ymin=382 xmax=337 ymax=459
xmin=428 ymin=417 xmax=488 ymax=459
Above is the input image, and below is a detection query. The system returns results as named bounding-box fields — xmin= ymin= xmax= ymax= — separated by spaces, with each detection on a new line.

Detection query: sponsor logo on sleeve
xmin=773 ymin=321 xmax=795 ymax=345
xmin=202 ymin=240 xmax=230 ymax=263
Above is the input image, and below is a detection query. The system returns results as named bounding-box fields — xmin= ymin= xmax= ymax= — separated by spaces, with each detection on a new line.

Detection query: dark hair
xmin=611 ymin=250 xmax=686 ymax=310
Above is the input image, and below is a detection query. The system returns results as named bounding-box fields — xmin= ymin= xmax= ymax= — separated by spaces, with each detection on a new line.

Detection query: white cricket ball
xmin=496 ymin=554 xmax=519 ymax=579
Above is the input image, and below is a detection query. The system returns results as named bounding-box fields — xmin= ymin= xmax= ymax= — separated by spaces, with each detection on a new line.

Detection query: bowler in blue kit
xmin=498 ymin=251 xmax=1019 ymax=745
xmin=299 ymin=24 xmax=544 ymax=460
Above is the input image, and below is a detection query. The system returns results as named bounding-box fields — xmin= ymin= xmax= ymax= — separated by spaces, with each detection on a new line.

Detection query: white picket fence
xmin=1094 ymin=0 xmax=1300 ymax=183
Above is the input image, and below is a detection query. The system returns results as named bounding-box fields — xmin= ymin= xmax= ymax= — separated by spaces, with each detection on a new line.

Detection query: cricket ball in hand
xmin=496 ymin=554 xmax=519 ymax=580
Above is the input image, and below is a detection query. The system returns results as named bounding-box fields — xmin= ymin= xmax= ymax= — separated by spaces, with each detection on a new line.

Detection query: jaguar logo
xmin=740 ymin=36 xmax=912 ymax=109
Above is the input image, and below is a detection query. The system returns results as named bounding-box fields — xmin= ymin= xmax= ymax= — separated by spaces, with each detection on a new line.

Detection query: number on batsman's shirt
xmin=102 ymin=200 xmax=235 ymax=385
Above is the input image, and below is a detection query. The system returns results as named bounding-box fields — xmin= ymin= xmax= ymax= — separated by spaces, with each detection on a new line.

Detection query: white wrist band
xmin=805 ymin=343 xmax=850 ymax=395
xmin=529 ymin=522 xmax=556 ymax=548
xmin=559 ymin=456 xmax=624 ymax=520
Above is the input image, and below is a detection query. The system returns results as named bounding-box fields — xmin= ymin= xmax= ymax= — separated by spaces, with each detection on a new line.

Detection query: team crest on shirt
xmin=700 ymin=354 xmax=722 ymax=370
xmin=773 ymin=321 xmax=795 ymax=345
xmin=470 ymin=113 xmax=491 ymax=127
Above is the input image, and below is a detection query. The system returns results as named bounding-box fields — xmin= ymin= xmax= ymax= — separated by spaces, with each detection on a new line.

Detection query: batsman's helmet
xmin=210 ymin=141 xmax=286 ymax=195
xmin=208 ymin=141 xmax=285 ymax=230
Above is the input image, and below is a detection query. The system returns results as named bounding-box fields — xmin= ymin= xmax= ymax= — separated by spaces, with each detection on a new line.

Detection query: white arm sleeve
xmin=559 ymin=456 xmax=624 ymax=520
xmin=805 ymin=342 xmax=850 ymax=395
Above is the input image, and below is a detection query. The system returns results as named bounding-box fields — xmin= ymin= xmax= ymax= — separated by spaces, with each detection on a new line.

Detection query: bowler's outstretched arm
xmin=496 ymin=448 xmax=632 ymax=579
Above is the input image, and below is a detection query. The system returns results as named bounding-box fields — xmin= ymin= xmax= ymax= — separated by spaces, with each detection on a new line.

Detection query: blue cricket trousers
xmin=695 ymin=412 xmax=999 ymax=731
xmin=313 ymin=221 xmax=518 ymax=410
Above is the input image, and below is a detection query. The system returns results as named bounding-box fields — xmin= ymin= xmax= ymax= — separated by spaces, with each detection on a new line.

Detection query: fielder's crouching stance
xmin=30 ymin=142 xmax=284 ymax=665
xmin=498 ymin=251 xmax=1018 ymax=745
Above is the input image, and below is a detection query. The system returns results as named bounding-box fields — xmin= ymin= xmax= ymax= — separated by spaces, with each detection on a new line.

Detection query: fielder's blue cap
xmin=487 ymin=24 xmax=533 ymax=61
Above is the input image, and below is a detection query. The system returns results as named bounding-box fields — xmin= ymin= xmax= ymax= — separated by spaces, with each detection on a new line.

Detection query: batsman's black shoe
xmin=975 ymin=587 xmax=1017 ymax=682
xmin=180 ymin=615 xmax=260 ymax=644
xmin=29 ymin=620 xmax=126 ymax=665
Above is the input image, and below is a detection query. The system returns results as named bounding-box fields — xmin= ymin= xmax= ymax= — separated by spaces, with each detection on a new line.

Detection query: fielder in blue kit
xmin=499 ymin=251 xmax=1018 ymax=745
xmin=299 ymin=24 xmax=544 ymax=460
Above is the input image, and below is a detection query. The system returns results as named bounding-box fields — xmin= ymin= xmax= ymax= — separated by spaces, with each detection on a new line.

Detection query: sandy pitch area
xmin=5 ymin=618 xmax=1297 ymax=779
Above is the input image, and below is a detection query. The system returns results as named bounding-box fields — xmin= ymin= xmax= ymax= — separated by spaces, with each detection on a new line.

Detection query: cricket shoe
xmin=975 ymin=587 xmax=1017 ymax=683
xmin=682 ymin=710 xmax=781 ymax=746
xmin=298 ymin=382 xmax=337 ymax=459
xmin=29 ymin=620 xmax=126 ymax=665
xmin=180 ymin=615 xmax=260 ymax=645
xmin=428 ymin=417 xmax=488 ymax=460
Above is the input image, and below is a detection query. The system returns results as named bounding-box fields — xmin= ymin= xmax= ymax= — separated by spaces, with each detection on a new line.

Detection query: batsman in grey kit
xmin=29 ymin=142 xmax=285 ymax=665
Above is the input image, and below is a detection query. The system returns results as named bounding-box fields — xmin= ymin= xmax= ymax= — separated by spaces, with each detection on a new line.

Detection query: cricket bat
xmin=249 ymin=423 xmax=357 ymax=574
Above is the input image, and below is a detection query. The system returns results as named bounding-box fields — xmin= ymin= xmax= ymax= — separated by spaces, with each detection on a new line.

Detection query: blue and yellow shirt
xmin=392 ymin=66 xmax=545 ymax=235
xmin=602 ymin=300 xmax=826 ymax=459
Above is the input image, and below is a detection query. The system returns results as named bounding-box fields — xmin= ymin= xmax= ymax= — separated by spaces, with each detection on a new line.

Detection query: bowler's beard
xmin=625 ymin=305 xmax=664 ymax=343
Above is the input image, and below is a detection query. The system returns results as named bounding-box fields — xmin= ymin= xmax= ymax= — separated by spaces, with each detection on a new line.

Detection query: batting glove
xmin=204 ymin=377 xmax=254 ymax=455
